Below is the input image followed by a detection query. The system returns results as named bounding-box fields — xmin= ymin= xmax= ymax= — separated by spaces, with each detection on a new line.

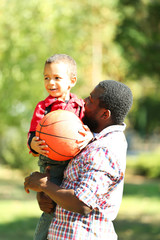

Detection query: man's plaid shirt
xmin=48 ymin=124 xmax=127 ymax=240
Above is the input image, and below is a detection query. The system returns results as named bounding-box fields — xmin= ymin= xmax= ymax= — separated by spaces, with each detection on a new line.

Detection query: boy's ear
xmin=70 ymin=76 xmax=77 ymax=87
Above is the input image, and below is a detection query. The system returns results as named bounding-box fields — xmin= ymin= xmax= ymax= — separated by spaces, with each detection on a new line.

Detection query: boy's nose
xmin=50 ymin=79 xmax=55 ymax=84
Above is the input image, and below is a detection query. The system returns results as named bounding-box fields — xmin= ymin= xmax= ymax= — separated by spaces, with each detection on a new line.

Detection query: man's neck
xmin=95 ymin=122 xmax=115 ymax=133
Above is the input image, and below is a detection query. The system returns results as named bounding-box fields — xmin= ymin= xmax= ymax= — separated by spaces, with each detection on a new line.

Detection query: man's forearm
xmin=24 ymin=172 xmax=91 ymax=215
xmin=41 ymin=180 xmax=92 ymax=215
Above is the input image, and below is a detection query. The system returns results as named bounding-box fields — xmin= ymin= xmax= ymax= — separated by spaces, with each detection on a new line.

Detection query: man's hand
xmin=37 ymin=192 xmax=56 ymax=213
xmin=77 ymin=125 xmax=93 ymax=150
xmin=24 ymin=171 xmax=48 ymax=194
xmin=31 ymin=136 xmax=49 ymax=157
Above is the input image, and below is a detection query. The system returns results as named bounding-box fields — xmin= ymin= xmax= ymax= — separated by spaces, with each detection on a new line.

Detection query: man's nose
xmin=84 ymin=97 xmax=88 ymax=104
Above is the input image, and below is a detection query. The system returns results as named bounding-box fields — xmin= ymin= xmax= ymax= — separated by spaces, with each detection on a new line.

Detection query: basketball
xmin=36 ymin=110 xmax=92 ymax=161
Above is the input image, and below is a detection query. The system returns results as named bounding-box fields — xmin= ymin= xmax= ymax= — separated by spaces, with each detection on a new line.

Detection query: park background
xmin=0 ymin=0 xmax=160 ymax=239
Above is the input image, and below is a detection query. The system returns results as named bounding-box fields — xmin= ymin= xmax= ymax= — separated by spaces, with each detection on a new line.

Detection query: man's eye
xmin=89 ymin=97 xmax=92 ymax=102
xmin=44 ymin=77 xmax=50 ymax=80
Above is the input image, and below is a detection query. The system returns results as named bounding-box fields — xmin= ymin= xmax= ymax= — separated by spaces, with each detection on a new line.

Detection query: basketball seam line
xmin=47 ymin=145 xmax=77 ymax=158
xmin=37 ymin=130 xmax=78 ymax=141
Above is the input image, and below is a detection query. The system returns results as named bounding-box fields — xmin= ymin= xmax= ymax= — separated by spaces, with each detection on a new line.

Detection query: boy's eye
xmin=55 ymin=76 xmax=61 ymax=80
xmin=44 ymin=77 xmax=50 ymax=80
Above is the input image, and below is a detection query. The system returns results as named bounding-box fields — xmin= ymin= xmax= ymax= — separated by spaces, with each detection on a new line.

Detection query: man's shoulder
xmin=82 ymin=126 xmax=127 ymax=156
xmin=96 ymin=124 xmax=126 ymax=139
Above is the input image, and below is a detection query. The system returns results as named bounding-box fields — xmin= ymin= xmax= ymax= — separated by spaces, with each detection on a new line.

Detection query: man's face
xmin=83 ymin=86 xmax=104 ymax=132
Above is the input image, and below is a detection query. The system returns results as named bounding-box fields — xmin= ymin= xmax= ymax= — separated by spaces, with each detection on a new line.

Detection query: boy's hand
xmin=31 ymin=152 xmax=39 ymax=157
xmin=77 ymin=125 xmax=93 ymax=150
xmin=31 ymin=136 xmax=49 ymax=157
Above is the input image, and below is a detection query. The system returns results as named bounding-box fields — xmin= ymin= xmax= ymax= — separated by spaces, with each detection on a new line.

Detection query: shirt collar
xmin=44 ymin=93 xmax=83 ymax=107
xmin=93 ymin=123 xmax=126 ymax=140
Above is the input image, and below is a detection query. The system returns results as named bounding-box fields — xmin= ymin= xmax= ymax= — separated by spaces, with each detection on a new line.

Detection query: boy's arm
xmin=28 ymin=131 xmax=39 ymax=156
xmin=27 ymin=100 xmax=46 ymax=156
xmin=24 ymin=172 xmax=92 ymax=215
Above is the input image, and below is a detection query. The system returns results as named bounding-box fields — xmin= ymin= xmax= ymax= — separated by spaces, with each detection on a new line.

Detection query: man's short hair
xmin=98 ymin=80 xmax=133 ymax=124
xmin=45 ymin=54 xmax=77 ymax=79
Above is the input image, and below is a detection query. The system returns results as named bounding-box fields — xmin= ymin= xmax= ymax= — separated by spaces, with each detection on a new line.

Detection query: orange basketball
xmin=36 ymin=110 xmax=91 ymax=161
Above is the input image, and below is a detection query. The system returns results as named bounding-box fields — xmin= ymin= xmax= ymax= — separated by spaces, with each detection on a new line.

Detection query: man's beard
xmin=82 ymin=115 xmax=99 ymax=133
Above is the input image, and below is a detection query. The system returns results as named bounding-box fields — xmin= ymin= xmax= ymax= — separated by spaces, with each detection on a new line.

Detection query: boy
xmin=28 ymin=54 xmax=85 ymax=240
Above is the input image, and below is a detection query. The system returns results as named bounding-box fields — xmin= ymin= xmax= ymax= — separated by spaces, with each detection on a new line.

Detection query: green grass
xmin=0 ymin=166 xmax=41 ymax=240
xmin=126 ymin=150 xmax=160 ymax=178
xmin=0 ymin=166 xmax=160 ymax=240
xmin=114 ymin=173 xmax=160 ymax=240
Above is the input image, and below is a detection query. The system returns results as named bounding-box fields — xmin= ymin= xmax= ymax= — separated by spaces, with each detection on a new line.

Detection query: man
xmin=24 ymin=80 xmax=133 ymax=240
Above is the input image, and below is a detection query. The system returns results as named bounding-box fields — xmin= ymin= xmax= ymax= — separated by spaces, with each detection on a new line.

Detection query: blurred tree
xmin=0 ymin=0 xmax=159 ymax=169
xmin=116 ymin=0 xmax=160 ymax=137
xmin=0 ymin=0 xmax=124 ymax=169
xmin=116 ymin=0 xmax=160 ymax=80
xmin=131 ymin=94 xmax=160 ymax=136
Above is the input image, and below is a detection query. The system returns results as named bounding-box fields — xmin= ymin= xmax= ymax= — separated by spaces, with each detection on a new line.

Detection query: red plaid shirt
xmin=48 ymin=124 xmax=127 ymax=240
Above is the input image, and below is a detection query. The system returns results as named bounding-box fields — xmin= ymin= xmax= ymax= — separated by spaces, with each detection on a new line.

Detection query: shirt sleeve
xmin=74 ymin=147 xmax=124 ymax=210
xmin=27 ymin=131 xmax=39 ymax=154
xmin=28 ymin=101 xmax=46 ymax=132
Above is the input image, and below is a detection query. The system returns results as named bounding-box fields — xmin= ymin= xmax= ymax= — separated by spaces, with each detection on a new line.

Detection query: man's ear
xmin=101 ymin=109 xmax=111 ymax=120
xmin=70 ymin=76 xmax=77 ymax=88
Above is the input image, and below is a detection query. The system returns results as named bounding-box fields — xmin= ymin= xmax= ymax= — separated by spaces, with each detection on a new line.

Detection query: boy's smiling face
xmin=44 ymin=62 xmax=76 ymax=101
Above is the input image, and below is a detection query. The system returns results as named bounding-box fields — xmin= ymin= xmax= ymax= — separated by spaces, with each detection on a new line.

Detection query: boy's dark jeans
xmin=34 ymin=155 xmax=70 ymax=240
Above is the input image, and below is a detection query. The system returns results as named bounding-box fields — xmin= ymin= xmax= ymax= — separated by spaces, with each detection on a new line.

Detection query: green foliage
xmin=0 ymin=0 xmax=124 ymax=170
xmin=116 ymin=0 xmax=160 ymax=80
xmin=130 ymin=93 xmax=160 ymax=136
xmin=127 ymin=150 xmax=160 ymax=179
xmin=0 ymin=0 xmax=160 ymax=170
xmin=0 ymin=127 xmax=37 ymax=172
xmin=115 ymin=0 xmax=160 ymax=137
